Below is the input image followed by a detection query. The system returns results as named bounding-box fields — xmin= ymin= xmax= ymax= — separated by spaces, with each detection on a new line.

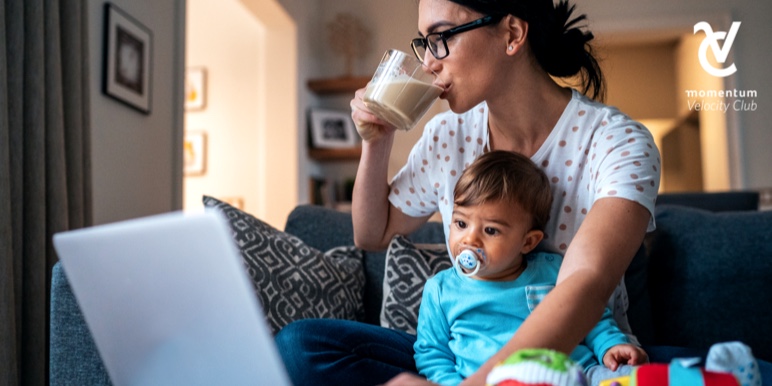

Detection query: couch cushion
xmin=381 ymin=235 xmax=452 ymax=334
xmin=646 ymin=205 xmax=772 ymax=361
xmin=284 ymin=204 xmax=355 ymax=252
xmin=283 ymin=205 xmax=447 ymax=325
xmin=50 ymin=263 xmax=112 ymax=385
xmin=203 ymin=196 xmax=365 ymax=334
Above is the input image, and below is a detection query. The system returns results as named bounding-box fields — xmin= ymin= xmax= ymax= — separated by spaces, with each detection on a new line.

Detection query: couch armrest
xmin=284 ymin=205 xmax=355 ymax=251
xmin=50 ymin=262 xmax=111 ymax=385
xmin=656 ymin=191 xmax=759 ymax=212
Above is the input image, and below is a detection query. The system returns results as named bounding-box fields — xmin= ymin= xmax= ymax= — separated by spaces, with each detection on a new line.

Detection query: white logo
xmin=694 ymin=21 xmax=741 ymax=77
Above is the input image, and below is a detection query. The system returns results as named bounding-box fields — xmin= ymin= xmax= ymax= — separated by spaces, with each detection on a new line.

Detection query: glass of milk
xmin=363 ymin=49 xmax=444 ymax=131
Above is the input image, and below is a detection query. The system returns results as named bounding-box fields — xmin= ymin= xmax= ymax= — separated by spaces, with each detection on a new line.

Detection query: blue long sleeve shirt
xmin=413 ymin=252 xmax=628 ymax=385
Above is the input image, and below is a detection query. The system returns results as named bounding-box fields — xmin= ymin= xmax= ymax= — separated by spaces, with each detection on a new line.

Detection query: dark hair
xmin=453 ymin=151 xmax=553 ymax=231
xmin=448 ymin=0 xmax=605 ymax=101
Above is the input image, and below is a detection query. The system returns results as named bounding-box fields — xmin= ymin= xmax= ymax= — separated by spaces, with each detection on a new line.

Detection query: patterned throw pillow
xmin=203 ymin=196 xmax=365 ymax=334
xmin=381 ymin=235 xmax=452 ymax=334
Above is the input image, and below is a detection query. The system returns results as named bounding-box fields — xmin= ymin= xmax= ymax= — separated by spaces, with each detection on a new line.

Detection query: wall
xmin=184 ymin=0 xmax=264 ymax=216
xmin=88 ymin=0 xmax=184 ymax=225
xmin=675 ymin=34 xmax=730 ymax=191
xmin=239 ymin=0 xmax=298 ymax=228
xmin=271 ymin=0 xmax=319 ymax=209
xmin=601 ymin=41 xmax=678 ymax=120
xmin=184 ymin=0 xmax=298 ymax=229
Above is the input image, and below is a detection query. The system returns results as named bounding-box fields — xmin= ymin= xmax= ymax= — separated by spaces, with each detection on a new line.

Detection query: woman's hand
xmin=350 ymin=87 xmax=396 ymax=142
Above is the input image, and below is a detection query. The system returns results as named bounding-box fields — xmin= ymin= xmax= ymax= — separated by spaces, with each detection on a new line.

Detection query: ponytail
xmin=449 ymin=0 xmax=606 ymax=101
xmin=529 ymin=1 xmax=605 ymax=101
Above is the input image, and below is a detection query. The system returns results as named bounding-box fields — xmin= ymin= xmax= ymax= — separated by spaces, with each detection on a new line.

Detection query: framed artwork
xmin=183 ymin=132 xmax=207 ymax=176
xmin=102 ymin=3 xmax=153 ymax=114
xmin=309 ymin=108 xmax=358 ymax=149
xmin=185 ymin=67 xmax=207 ymax=111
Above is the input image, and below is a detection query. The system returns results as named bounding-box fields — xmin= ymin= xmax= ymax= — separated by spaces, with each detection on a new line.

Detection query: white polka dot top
xmin=390 ymin=88 xmax=661 ymax=255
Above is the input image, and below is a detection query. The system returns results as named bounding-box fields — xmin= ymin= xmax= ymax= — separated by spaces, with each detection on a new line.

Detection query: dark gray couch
xmin=50 ymin=192 xmax=772 ymax=385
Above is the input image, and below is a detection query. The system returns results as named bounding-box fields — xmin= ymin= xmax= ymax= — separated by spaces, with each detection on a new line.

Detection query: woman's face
xmin=417 ymin=0 xmax=509 ymax=113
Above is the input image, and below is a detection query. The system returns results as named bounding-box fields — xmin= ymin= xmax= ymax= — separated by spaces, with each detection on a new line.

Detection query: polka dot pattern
xmin=537 ymin=102 xmax=661 ymax=265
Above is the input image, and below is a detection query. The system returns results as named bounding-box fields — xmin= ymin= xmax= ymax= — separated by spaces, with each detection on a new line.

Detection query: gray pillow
xmin=381 ymin=235 xmax=452 ymax=334
xmin=203 ymin=196 xmax=365 ymax=334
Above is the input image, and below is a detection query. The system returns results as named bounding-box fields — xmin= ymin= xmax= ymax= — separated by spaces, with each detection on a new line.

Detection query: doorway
xmin=184 ymin=0 xmax=298 ymax=228
xmin=595 ymin=13 xmax=737 ymax=193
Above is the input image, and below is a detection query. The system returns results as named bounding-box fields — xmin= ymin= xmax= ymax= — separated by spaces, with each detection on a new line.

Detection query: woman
xmin=278 ymin=0 xmax=660 ymax=385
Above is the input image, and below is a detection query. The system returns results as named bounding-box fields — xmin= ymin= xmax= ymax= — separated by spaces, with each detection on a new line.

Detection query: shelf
xmin=308 ymin=146 xmax=362 ymax=161
xmin=307 ymin=76 xmax=370 ymax=95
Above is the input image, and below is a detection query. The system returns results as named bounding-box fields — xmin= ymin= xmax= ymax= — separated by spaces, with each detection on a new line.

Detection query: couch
xmin=49 ymin=192 xmax=772 ymax=385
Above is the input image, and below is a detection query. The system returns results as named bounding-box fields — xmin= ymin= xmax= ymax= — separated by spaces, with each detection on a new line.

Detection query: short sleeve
xmin=588 ymin=118 xmax=661 ymax=231
xmin=390 ymin=105 xmax=488 ymax=225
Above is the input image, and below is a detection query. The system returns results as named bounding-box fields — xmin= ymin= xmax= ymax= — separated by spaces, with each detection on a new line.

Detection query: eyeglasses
xmin=411 ymin=15 xmax=503 ymax=63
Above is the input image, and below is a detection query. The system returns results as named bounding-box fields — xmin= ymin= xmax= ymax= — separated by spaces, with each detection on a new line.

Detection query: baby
xmin=413 ymin=150 xmax=647 ymax=386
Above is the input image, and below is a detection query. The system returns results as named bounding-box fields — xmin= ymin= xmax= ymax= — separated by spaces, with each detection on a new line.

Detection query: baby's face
xmin=448 ymin=199 xmax=540 ymax=281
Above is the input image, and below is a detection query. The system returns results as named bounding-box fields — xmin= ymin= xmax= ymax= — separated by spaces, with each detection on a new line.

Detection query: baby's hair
xmin=454 ymin=151 xmax=553 ymax=231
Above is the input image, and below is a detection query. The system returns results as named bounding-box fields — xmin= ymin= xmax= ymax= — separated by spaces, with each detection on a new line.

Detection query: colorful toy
xmin=598 ymin=359 xmax=740 ymax=386
xmin=598 ymin=375 xmax=629 ymax=386
xmin=486 ymin=342 xmax=756 ymax=386
xmin=486 ymin=348 xmax=588 ymax=386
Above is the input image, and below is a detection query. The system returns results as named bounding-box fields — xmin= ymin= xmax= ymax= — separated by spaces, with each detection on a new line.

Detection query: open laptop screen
xmin=53 ymin=211 xmax=291 ymax=386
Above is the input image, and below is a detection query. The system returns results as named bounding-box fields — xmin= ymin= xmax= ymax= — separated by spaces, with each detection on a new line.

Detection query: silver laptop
xmin=53 ymin=210 xmax=292 ymax=386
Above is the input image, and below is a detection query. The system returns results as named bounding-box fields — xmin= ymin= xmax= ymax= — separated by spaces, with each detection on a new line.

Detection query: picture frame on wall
xmin=308 ymin=108 xmax=358 ymax=149
xmin=185 ymin=67 xmax=207 ymax=111
xmin=102 ymin=2 xmax=153 ymax=114
xmin=183 ymin=132 xmax=207 ymax=176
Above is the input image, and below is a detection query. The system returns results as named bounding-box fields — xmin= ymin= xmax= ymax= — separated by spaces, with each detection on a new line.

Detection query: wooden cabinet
xmin=308 ymin=147 xmax=361 ymax=161
xmin=306 ymin=77 xmax=366 ymax=209
xmin=306 ymin=76 xmax=366 ymax=162
xmin=307 ymin=76 xmax=369 ymax=95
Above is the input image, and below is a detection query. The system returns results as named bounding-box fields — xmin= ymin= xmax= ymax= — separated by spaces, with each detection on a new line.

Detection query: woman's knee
xmin=275 ymin=319 xmax=332 ymax=379
xmin=275 ymin=318 xmax=324 ymax=354
xmin=275 ymin=319 xmax=310 ymax=344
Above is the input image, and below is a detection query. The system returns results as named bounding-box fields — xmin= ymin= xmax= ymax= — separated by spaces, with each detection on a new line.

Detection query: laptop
xmin=53 ymin=210 xmax=292 ymax=386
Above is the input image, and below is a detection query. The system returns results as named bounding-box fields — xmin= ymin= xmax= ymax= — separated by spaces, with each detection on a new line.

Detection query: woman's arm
xmin=460 ymin=197 xmax=651 ymax=386
xmin=350 ymin=88 xmax=431 ymax=251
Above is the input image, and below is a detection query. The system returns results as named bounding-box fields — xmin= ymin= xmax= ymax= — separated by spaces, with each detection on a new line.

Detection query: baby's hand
xmin=602 ymin=344 xmax=648 ymax=371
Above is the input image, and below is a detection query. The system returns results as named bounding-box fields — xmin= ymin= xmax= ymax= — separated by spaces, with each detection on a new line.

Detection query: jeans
xmin=275 ymin=319 xmax=772 ymax=386
xmin=275 ymin=319 xmax=417 ymax=386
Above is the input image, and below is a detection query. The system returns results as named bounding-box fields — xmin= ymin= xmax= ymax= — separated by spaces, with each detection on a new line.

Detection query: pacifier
xmin=454 ymin=247 xmax=487 ymax=277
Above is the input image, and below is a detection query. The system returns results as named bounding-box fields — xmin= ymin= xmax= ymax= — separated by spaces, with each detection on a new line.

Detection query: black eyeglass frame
xmin=411 ymin=15 xmax=503 ymax=62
